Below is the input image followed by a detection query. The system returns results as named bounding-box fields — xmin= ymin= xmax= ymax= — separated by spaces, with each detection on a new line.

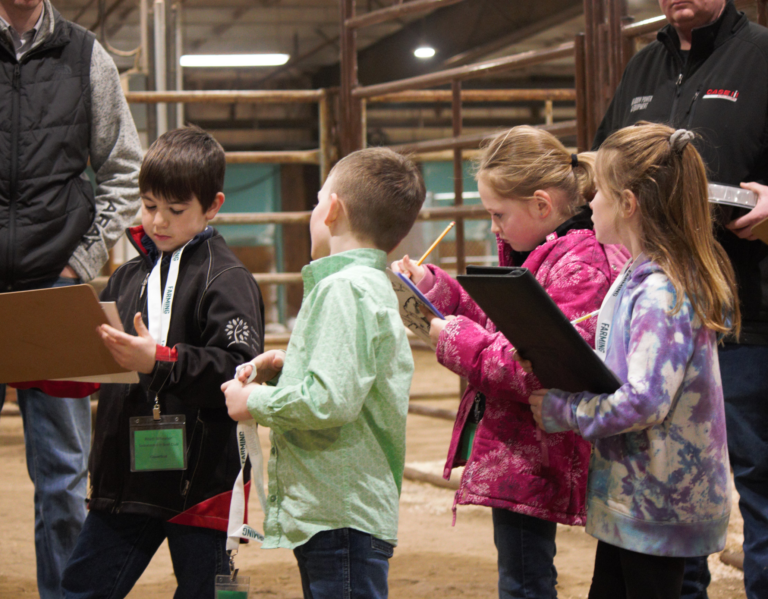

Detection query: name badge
xmin=129 ymin=414 xmax=187 ymax=472
xmin=215 ymin=574 xmax=250 ymax=598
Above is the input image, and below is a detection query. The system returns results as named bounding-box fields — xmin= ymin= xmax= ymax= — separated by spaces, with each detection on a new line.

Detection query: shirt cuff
xmin=541 ymin=389 xmax=577 ymax=433
xmin=416 ymin=266 xmax=436 ymax=293
xmin=246 ymin=385 xmax=283 ymax=434
xmin=155 ymin=344 xmax=178 ymax=362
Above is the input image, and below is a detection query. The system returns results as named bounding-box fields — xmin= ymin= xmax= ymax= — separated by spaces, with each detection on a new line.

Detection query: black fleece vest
xmin=0 ymin=10 xmax=95 ymax=290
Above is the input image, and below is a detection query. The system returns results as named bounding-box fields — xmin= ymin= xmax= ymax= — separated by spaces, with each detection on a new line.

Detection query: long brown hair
xmin=597 ymin=122 xmax=740 ymax=337
xmin=476 ymin=125 xmax=596 ymax=216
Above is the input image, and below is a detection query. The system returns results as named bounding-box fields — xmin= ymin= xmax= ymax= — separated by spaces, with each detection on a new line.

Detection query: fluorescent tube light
xmin=414 ymin=46 xmax=436 ymax=59
xmin=180 ymin=54 xmax=290 ymax=67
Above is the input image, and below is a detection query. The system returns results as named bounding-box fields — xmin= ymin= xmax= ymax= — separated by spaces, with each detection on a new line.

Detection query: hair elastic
xmin=669 ymin=129 xmax=695 ymax=153
xmin=571 ymin=153 xmax=579 ymax=169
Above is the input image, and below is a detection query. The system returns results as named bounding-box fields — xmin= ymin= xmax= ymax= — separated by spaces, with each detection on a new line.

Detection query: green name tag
xmin=129 ymin=415 xmax=187 ymax=472
xmin=215 ymin=574 xmax=250 ymax=597
xmin=457 ymin=421 xmax=478 ymax=462
xmin=216 ymin=591 xmax=249 ymax=599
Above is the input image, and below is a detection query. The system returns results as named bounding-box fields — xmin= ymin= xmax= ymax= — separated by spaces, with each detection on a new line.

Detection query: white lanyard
xmin=147 ymin=242 xmax=189 ymax=346
xmin=226 ymin=420 xmax=267 ymax=552
xmin=595 ymin=253 xmax=646 ymax=360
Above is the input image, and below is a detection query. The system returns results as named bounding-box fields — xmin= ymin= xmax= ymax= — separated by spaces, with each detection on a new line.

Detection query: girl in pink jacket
xmin=393 ymin=126 xmax=627 ymax=598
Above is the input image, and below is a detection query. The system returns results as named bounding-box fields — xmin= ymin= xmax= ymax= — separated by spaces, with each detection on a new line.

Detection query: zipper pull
xmin=12 ymin=64 xmax=20 ymax=89
xmin=676 ymin=73 xmax=683 ymax=88
xmin=140 ymin=273 xmax=149 ymax=299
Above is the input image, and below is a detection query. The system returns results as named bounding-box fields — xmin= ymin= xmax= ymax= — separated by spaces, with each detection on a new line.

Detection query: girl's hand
xmin=429 ymin=315 xmax=455 ymax=346
xmin=391 ymin=254 xmax=427 ymax=284
xmin=221 ymin=378 xmax=257 ymax=421
xmin=529 ymin=389 xmax=549 ymax=431
xmin=511 ymin=349 xmax=533 ymax=374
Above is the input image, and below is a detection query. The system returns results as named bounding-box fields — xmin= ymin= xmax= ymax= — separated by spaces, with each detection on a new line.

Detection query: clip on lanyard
xmin=595 ymin=253 xmax=646 ymax=360
xmin=129 ymin=243 xmax=191 ymax=473
xmin=217 ymin=362 xmax=269 ymax=596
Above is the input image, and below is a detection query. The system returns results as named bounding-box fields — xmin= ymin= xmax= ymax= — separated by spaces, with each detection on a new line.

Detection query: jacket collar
xmin=126 ymin=225 xmax=216 ymax=267
xmin=657 ymin=1 xmax=746 ymax=61
xmin=301 ymin=248 xmax=387 ymax=296
xmin=500 ymin=204 xmax=594 ymax=267
xmin=0 ymin=1 xmax=66 ymax=62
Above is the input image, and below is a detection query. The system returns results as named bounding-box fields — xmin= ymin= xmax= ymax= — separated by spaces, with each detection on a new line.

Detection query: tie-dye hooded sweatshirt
xmin=541 ymin=257 xmax=731 ymax=557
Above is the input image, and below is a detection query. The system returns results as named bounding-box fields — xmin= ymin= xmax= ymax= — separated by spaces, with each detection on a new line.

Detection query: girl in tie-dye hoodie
xmin=529 ymin=123 xmax=740 ymax=599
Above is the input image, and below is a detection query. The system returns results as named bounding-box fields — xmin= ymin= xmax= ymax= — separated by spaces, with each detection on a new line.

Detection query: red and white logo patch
xmin=702 ymin=89 xmax=739 ymax=102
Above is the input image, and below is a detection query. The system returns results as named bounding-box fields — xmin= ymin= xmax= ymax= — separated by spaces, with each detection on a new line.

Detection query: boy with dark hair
xmin=61 ymin=126 xmax=265 ymax=599
xmin=223 ymin=147 xmax=426 ymax=599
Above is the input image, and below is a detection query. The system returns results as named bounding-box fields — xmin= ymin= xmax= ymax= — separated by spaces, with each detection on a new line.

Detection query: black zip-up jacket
xmin=0 ymin=9 xmax=95 ymax=290
xmin=593 ymin=1 xmax=768 ymax=344
xmin=89 ymin=226 xmax=264 ymax=527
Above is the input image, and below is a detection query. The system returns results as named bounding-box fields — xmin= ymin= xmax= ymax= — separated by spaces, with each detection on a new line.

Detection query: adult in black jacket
xmin=594 ymin=2 xmax=768 ymax=598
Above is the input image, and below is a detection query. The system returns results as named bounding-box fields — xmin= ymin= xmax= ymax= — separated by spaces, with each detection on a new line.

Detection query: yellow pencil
xmin=570 ymin=310 xmax=599 ymax=325
xmin=417 ymin=221 xmax=456 ymax=266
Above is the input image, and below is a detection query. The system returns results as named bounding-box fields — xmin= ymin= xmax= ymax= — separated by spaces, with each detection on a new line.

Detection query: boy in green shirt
xmin=223 ymin=147 xmax=425 ymax=598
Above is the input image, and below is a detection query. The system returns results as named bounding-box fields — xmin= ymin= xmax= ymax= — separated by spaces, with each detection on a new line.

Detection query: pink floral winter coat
xmin=422 ymin=227 xmax=627 ymax=525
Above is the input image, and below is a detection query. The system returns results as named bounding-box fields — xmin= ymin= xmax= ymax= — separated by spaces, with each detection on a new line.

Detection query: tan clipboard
xmin=751 ymin=216 xmax=768 ymax=245
xmin=0 ymin=284 xmax=138 ymax=384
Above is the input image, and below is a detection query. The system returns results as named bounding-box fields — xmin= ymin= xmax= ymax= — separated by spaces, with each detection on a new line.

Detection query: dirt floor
xmin=0 ymin=347 xmax=749 ymax=598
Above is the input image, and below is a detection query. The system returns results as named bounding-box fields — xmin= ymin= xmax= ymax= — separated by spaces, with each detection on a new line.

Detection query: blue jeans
xmin=293 ymin=528 xmax=394 ymax=599
xmin=62 ymin=511 xmax=228 ymax=599
xmin=0 ymin=275 xmax=91 ymax=599
xmin=492 ymin=508 xmax=558 ymax=599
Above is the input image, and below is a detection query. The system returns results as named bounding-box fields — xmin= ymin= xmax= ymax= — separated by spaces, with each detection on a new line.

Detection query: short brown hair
xmin=477 ymin=125 xmax=596 ymax=216
xmin=329 ymin=147 xmax=426 ymax=252
xmin=139 ymin=126 xmax=225 ymax=210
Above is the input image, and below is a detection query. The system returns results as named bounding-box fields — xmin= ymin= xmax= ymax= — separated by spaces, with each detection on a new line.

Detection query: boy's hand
xmin=240 ymin=350 xmax=285 ymax=384
xmin=529 ymin=389 xmax=548 ymax=431
xmin=391 ymin=255 xmax=427 ymax=285
xmin=222 ymin=378 xmax=256 ymax=421
xmin=511 ymin=349 xmax=533 ymax=374
xmin=428 ymin=314 xmax=455 ymax=347
xmin=98 ymin=313 xmax=156 ymax=374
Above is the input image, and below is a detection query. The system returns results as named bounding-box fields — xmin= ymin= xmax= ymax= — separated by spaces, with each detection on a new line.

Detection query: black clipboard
xmin=457 ymin=266 xmax=621 ymax=394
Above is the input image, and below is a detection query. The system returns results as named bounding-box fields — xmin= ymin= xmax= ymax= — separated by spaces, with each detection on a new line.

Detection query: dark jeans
xmin=492 ymin=507 xmax=558 ymax=599
xmin=683 ymin=344 xmax=768 ymax=599
xmin=61 ymin=511 xmax=228 ymax=599
xmin=293 ymin=528 xmax=394 ymax=599
xmin=589 ymin=540 xmax=685 ymax=599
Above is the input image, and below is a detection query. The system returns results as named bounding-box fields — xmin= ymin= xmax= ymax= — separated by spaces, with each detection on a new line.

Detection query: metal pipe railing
xmin=125 ymin=90 xmax=323 ymax=104
xmin=367 ymin=88 xmax=577 ymax=103
xmin=225 ymin=150 xmax=320 ymax=165
xmin=345 ymin=0 xmax=465 ymax=30
xmin=352 ymin=42 xmax=575 ymax=99
xmin=386 ymin=119 xmax=578 ymax=155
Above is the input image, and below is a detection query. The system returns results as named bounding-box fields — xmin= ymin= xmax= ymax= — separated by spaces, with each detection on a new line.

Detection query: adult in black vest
xmin=594 ymin=1 xmax=768 ymax=598
xmin=0 ymin=1 xmax=141 ymax=597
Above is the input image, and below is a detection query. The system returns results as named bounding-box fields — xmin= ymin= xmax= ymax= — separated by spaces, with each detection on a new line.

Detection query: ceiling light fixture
xmin=180 ymin=54 xmax=290 ymax=67
xmin=414 ymin=46 xmax=436 ymax=59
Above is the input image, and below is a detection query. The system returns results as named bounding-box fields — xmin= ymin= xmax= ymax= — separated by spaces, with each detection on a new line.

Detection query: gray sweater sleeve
xmin=68 ymin=40 xmax=143 ymax=282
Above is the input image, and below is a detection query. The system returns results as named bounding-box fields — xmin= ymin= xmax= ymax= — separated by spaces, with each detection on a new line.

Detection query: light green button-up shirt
xmin=247 ymin=248 xmax=413 ymax=549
